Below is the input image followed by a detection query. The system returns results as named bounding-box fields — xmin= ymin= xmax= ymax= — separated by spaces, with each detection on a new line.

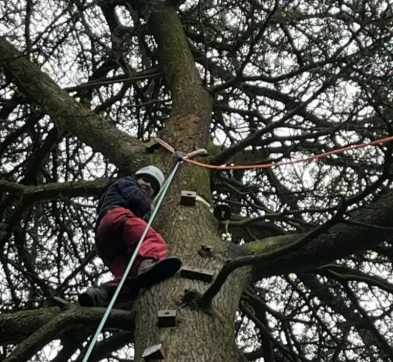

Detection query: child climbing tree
xmin=2 ymin=1 xmax=393 ymax=361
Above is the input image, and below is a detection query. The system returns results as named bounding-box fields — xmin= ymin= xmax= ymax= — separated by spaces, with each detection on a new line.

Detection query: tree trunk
xmin=133 ymin=186 xmax=248 ymax=361
xmin=129 ymin=5 xmax=249 ymax=360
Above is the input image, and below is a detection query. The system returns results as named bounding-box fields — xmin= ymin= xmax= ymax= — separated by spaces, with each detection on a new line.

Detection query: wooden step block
xmin=142 ymin=344 xmax=165 ymax=360
xmin=180 ymin=190 xmax=197 ymax=206
xmin=180 ymin=266 xmax=214 ymax=283
xmin=158 ymin=309 xmax=177 ymax=327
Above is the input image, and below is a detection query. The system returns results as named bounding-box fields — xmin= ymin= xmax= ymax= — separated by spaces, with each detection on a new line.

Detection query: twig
xmin=211 ymin=74 xmax=339 ymax=166
xmin=317 ymin=265 xmax=393 ymax=294
xmin=240 ymin=302 xmax=304 ymax=362
xmin=52 ymin=296 xmax=70 ymax=307
xmin=55 ymin=250 xmax=96 ymax=294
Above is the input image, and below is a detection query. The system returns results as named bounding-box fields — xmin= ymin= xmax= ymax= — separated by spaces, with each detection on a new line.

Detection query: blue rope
xmin=82 ymin=160 xmax=182 ymax=362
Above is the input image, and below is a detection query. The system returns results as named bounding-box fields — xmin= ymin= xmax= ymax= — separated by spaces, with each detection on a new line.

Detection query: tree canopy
xmin=1 ymin=0 xmax=393 ymax=361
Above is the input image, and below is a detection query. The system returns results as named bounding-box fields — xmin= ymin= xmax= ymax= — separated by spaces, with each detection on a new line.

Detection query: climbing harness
xmin=82 ymin=145 xmax=207 ymax=362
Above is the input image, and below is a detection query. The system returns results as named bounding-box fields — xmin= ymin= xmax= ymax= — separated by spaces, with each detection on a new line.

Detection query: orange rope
xmin=154 ymin=135 xmax=393 ymax=171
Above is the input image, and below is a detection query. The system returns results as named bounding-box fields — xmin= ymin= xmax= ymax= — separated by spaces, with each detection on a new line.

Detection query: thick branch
xmin=0 ymin=37 xmax=149 ymax=172
xmin=0 ymin=305 xmax=134 ymax=346
xmin=51 ymin=327 xmax=89 ymax=362
xmin=241 ymin=294 xmax=275 ymax=362
xmin=241 ymin=190 xmax=393 ymax=277
xmin=201 ymin=189 xmax=393 ymax=306
xmin=0 ymin=179 xmax=113 ymax=203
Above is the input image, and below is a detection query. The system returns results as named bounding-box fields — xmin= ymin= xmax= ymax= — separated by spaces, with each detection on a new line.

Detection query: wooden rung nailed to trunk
xmin=180 ymin=190 xmax=197 ymax=206
xmin=157 ymin=309 xmax=177 ymax=327
xmin=142 ymin=344 xmax=165 ymax=360
xmin=180 ymin=266 xmax=214 ymax=283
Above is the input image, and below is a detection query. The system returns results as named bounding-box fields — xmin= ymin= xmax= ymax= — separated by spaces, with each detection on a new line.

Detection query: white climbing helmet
xmin=135 ymin=165 xmax=165 ymax=194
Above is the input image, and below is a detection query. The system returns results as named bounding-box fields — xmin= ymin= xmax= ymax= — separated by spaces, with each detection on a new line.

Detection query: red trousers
xmin=96 ymin=207 xmax=167 ymax=289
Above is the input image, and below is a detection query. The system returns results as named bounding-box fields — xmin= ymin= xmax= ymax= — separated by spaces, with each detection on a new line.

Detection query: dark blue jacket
xmin=97 ymin=177 xmax=151 ymax=223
